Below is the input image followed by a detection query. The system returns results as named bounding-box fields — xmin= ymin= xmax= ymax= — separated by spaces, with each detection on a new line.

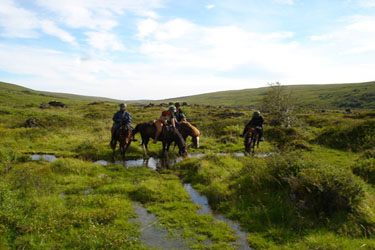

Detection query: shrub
xmin=288 ymin=166 xmax=365 ymax=216
xmin=315 ymin=121 xmax=375 ymax=152
xmin=75 ymin=142 xmax=100 ymax=160
xmin=264 ymin=127 xmax=309 ymax=151
xmin=351 ymin=158 xmax=375 ymax=185
xmin=9 ymin=163 xmax=56 ymax=195
xmin=51 ymin=158 xmax=99 ymax=176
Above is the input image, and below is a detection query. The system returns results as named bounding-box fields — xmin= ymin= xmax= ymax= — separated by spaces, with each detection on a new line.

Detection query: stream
xmin=30 ymin=152 xmax=265 ymax=249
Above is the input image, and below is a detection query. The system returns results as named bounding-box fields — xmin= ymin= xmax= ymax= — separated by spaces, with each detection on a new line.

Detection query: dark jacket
xmin=175 ymin=109 xmax=185 ymax=122
xmin=112 ymin=110 xmax=132 ymax=129
xmin=246 ymin=116 xmax=264 ymax=128
xmin=243 ymin=116 xmax=264 ymax=136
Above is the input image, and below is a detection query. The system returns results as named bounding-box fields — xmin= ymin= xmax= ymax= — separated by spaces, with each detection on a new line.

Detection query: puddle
xmin=130 ymin=203 xmax=189 ymax=250
xmin=184 ymin=183 xmax=252 ymax=250
xmin=30 ymin=154 xmax=58 ymax=162
xmin=94 ymin=157 xmax=182 ymax=170
xmin=92 ymin=152 xmax=274 ymax=169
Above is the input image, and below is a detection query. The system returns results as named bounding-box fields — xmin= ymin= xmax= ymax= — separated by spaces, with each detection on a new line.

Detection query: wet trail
xmin=30 ymin=152 xmax=269 ymax=249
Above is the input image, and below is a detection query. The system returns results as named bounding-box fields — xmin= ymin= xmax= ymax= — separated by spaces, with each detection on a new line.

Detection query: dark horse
xmin=133 ymin=122 xmax=187 ymax=157
xmin=244 ymin=126 xmax=261 ymax=155
xmin=178 ymin=121 xmax=200 ymax=149
xmin=110 ymin=123 xmax=133 ymax=160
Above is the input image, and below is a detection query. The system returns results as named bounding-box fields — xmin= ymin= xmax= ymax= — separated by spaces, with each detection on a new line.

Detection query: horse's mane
xmin=181 ymin=121 xmax=200 ymax=136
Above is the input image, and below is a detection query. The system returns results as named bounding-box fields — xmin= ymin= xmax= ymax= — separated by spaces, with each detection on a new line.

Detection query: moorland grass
xmin=2 ymin=82 xmax=375 ymax=249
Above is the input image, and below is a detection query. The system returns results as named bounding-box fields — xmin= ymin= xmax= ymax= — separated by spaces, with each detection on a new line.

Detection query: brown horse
xmin=133 ymin=122 xmax=187 ymax=157
xmin=178 ymin=121 xmax=200 ymax=148
xmin=111 ymin=124 xmax=133 ymax=160
xmin=244 ymin=126 xmax=260 ymax=155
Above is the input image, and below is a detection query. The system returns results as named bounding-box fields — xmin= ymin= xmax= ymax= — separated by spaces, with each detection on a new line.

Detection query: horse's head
xmin=171 ymin=127 xmax=187 ymax=156
xmin=192 ymin=136 xmax=200 ymax=149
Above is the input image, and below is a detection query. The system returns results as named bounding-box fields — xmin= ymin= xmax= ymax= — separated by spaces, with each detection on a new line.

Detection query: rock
xmin=25 ymin=118 xmax=39 ymax=128
xmin=40 ymin=103 xmax=49 ymax=109
xmin=48 ymin=100 xmax=66 ymax=108
xmin=215 ymin=112 xmax=246 ymax=119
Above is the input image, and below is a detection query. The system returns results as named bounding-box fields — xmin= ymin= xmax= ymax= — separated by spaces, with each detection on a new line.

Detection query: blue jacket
xmin=113 ymin=110 xmax=132 ymax=128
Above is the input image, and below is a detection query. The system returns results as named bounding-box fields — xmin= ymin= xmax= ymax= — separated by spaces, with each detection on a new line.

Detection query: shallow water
xmin=92 ymin=152 xmax=274 ymax=169
xmin=184 ymin=183 xmax=252 ymax=250
xmin=30 ymin=154 xmax=58 ymax=162
xmin=130 ymin=203 xmax=189 ymax=249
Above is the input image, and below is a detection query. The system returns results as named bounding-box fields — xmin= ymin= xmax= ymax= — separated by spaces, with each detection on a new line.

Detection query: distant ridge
xmin=0 ymin=81 xmax=125 ymax=103
xmin=1 ymin=80 xmax=374 ymax=109
xmin=163 ymin=81 xmax=375 ymax=109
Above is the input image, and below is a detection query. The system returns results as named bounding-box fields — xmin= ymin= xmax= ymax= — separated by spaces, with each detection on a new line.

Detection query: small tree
xmin=260 ymin=82 xmax=297 ymax=127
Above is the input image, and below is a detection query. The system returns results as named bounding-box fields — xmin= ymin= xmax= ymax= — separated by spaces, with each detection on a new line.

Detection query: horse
xmin=178 ymin=121 xmax=200 ymax=148
xmin=110 ymin=123 xmax=133 ymax=161
xmin=244 ymin=126 xmax=261 ymax=155
xmin=133 ymin=122 xmax=187 ymax=157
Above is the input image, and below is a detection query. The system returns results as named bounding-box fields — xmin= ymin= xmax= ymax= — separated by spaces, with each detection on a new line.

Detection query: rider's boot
xmin=153 ymin=131 xmax=160 ymax=144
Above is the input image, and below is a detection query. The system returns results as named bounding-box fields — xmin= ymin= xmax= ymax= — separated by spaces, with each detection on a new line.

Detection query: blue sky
xmin=0 ymin=0 xmax=375 ymax=100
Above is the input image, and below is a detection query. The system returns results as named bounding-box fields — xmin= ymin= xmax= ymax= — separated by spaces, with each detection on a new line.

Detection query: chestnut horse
xmin=111 ymin=124 xmax=133 ymax=161
xmin=133 ymin=122 xmax=187 ymax=157
xmin=244 ymin=127 xmax=260 ymax=155
xmin=178 ymin=121 xmax=200 ymax=148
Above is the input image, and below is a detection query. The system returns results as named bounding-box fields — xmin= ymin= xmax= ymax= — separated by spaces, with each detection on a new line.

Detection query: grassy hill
xmin=2 ymin=78 xmax=375 ymax=249
xmin=2 ymin=80 xmax=375 ymax=109
xmin=0 ymin=81 xmax=124 ymax=103
xmin=165 ymin=81 xmax=375 ymax=109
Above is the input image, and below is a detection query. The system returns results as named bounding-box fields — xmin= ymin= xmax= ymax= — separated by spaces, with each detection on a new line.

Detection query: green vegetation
xmin=1 ymin=81 xmax=375 ymax=249
xmin=166 ymin=81 xmax=375 ymax=109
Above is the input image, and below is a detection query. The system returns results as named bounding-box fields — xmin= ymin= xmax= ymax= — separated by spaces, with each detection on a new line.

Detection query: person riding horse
xmin=174 ymin=102 xmax=186 ymax=123
xmin=154 ymin=106 xmax=177 ymax=144
xmin=242 ymin=111 xmax=264 ymax=141
xmin=111 ymin=103 xmax=135 ymax=147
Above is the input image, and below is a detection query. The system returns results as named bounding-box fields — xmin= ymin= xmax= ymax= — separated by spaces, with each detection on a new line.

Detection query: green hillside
xmin=0 ymin=81 xmax=124 ymax=103
xmin=166 ymin=81 xmax=375 ymax=109
xmin=2 ymin=78 xmax=375 ymax=249
xmin=2 ymin=80 xmax=375 ymax=109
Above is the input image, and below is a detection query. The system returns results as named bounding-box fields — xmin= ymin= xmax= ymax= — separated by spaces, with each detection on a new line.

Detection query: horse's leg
xmin=122 ymin=141 xmax=131 ymax=161
xmin=244 ymin=135 xmax=250 ymax=156
xmin=251 ymin=135 xmax=256 ymax=154
xmin=162 ymin=141 xmax=167 ymax=158
xmin=166 ymin=141 xmax=171 ymax=152
xmin=112 ymin=139 xmax=117 ymax=161
xmin=144 ymin=137 xmax=150 ymax=156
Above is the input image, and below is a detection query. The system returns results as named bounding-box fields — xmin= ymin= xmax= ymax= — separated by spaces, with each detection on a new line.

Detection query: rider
xmin=242 ymin=111 xmax=264 ymax=141
xmin=154 ymin=106 xmax=177 ymax=144
xmin=175 ymin=102 xmax=186 ymax=123
xmin=111 ymin=103 xmax=135 ymax=146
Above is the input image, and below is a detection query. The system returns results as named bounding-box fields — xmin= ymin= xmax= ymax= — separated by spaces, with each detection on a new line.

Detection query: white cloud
xmin=0 ymin=0 xmax=39 ymax=37
xmin=273 ymin=0 xmax=294 ymax=5
xmin=40 ymin=20 xmax=77 ymax=44
xmin=205 ymin=4 xmax=215 ymax=9
xmin=35 ymin=0 xmax=163 ymax=30
xmin=0 ymin=0 xmax=77 ymax=45
xmin=310 ymin=16 xmax=375 ymax=54
xmin=359 ymin=0 xmax=375 ymax=7
xmin=85 ymin=31 xmax=125 ymax=51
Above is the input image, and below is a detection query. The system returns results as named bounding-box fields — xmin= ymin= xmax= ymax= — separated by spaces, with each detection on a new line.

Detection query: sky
xmin=0 ymin=0 xmax=375 ymax=100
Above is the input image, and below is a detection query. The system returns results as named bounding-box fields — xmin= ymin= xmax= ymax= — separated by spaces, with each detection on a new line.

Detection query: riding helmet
xmin=119 ymin=103 xmax=127 ymax=108
xmin=169 ymin=106 xmax=177 ymax=113
xmin=253 ymin=111 xmax=261 ymax=118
